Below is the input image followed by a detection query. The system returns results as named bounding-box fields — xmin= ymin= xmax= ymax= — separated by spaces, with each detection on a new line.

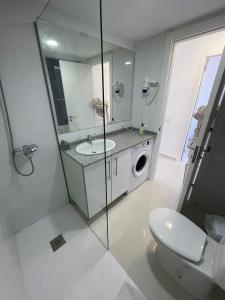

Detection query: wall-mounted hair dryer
xmin=141 ymin=78 xmax=160 ymax=105
xmin=142 ymin=79 xmax=159 ymax=98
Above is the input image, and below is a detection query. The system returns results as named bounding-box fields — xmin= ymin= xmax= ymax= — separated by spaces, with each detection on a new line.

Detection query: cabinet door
xmin=84 ymin=157 xmax=111 ymax=218
xmin=112 ymin=149 xmax=131 ymax=201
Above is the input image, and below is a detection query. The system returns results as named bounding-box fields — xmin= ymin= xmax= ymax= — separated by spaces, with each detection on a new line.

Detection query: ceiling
xmin=0 ymin=0 xmax=48 ymax=24
xmin=1 ymin=0 xmax=225 ymax=42
xmin=50 ymin=0 xmax=225 ymax=42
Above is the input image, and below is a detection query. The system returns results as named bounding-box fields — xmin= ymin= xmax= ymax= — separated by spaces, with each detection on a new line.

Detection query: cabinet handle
xmin=115 ymin=157 xmax=118 ymax=176
xmin=107 ymin=161 xmax=110 ymax=180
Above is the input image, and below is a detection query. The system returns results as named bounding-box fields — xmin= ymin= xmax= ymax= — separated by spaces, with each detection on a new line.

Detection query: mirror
xmin=37 ymin=20 xmax=134 ymax=134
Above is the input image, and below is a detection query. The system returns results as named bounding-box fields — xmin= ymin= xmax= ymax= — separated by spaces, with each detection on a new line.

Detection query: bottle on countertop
xmin=139 ymin=123 xmax=145 ymax=135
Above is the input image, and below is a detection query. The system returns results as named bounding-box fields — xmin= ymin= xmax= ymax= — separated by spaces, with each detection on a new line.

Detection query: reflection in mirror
xmin=37 ymin=20 xmax=134 ymax=134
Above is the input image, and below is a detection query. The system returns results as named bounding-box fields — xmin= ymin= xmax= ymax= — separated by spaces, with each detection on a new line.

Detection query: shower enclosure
xmin=36 ymin=0 xmax=109 ymax=247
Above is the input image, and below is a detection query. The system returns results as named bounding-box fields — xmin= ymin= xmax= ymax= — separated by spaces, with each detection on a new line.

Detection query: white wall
xmin=160 ymin=30 xmax=225 ymax=160
xmin=132 ymin=33 xmax=167 ymax=132
xmin=0 ymin=23 xmax=68 ymax=234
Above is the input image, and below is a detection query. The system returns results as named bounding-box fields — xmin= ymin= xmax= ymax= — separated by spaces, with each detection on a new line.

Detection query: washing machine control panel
xmin=142 ymin=140 xmax=153 ymax=150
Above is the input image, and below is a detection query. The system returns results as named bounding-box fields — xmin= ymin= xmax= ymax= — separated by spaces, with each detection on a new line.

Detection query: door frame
xmin=150 ymin=13 xmax=225 ymax=179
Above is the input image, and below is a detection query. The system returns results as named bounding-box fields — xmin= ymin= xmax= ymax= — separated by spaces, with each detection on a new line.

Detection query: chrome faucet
xmin=87 ymin=134 xmax=96 ymax=144
xmin=14 ymin=144 xmax=38 ymax=158
xmin=87 ymin=134 xmax=93 ymax=143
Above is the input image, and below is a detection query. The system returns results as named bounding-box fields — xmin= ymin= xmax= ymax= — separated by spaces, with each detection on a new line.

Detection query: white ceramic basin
xmin=76 ymin=139 xmax=116 ymax=155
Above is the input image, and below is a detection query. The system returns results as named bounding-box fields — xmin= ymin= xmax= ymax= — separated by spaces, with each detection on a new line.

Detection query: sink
xmin=75 ymin=139 xmax=116 ymax=155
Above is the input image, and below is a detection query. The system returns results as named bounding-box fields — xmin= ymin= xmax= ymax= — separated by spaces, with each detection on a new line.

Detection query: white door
xmin=112 ymin=149 xmax=131 ymax=201
xmin=85 ymin=157 xmax=111 ymax=218
xmin=59 ymin=60 xmax=94 ymax=131
xmin=178 ymin=47 xmax=225 ymax=212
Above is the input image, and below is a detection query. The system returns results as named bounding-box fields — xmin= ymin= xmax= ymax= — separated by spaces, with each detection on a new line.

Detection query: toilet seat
xmin=149 ymin=208 xmax=207 ymax=263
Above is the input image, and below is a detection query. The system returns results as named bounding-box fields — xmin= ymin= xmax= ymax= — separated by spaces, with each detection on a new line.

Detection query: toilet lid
xmin=149 ymin=208 xmax=206 ymax=263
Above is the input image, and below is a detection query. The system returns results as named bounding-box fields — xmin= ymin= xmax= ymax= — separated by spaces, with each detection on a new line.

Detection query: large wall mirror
xmin=37 ymin=19 xmax=134 ymax=135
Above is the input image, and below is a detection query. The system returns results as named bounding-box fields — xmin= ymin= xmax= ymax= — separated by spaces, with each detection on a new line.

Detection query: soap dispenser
xmin=139 ymin=123 xmax=145 ymax=135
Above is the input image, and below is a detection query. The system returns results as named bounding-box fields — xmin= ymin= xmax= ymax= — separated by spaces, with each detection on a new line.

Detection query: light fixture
xmin=125 ymin=61 xmax=132 ymax=65
xmin=46 ymin=39 xmax=58 ymax=47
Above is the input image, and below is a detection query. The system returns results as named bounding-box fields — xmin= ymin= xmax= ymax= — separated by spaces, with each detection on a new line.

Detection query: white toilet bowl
xmin=149 ymin=208 xmax=225 ymax=299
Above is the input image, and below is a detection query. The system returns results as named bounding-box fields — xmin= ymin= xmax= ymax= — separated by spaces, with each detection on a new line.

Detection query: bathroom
xmin=1 ymin=0 xmax=225 ymax=299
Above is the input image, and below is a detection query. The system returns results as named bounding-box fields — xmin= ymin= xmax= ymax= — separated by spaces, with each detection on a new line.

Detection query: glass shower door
xmin=36 ymin=0 xmax=109 ymax=248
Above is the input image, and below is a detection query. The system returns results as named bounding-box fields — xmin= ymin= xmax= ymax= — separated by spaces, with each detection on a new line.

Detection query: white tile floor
xmin=108 ymin=155 xmax=225 ymax=299
xmin=16 ymin=204 xmax=146 ymax=300
xmin=5 ymin=154 xmax=225 ymax=300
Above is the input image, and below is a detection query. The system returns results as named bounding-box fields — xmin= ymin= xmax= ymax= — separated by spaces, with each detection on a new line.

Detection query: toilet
xmin=149 ymin=208 xmax=225 ymax=299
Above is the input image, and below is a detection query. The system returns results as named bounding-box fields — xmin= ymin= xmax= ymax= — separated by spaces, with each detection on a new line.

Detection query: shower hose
xmin=0 ymin=80 xmax=35 ymax=176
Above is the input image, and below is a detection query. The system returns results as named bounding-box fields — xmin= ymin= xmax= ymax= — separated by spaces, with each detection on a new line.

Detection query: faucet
xmin=14 ymin=144 xmax=38 ymax=158
xmin=87 ymin=134 xmax=96 ymax=143
xmin=87 ymin=134 xmax=93 ymax=144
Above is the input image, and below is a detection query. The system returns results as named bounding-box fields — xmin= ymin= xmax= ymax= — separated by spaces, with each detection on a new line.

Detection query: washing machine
xmin=128 ymin=139 xmax=153 ymax=192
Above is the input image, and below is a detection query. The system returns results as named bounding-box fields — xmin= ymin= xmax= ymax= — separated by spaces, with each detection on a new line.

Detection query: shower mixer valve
xmin=14 ymin=144 xmax=38 ymax=158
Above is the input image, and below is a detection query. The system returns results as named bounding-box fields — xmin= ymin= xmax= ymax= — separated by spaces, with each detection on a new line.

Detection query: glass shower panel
xmin=36 ymin=0 xmax=109 ymax=248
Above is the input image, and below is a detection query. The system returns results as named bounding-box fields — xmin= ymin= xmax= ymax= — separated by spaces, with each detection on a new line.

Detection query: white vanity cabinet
xmin=111 ymin=149 xmax=131 ymax=202
xmin=84 ymin=157 xmax=111 ymax=218
xmin=84 ymin=149 xmax=131 ymax=216
xmin=62 ymin=148 xmax=131 ymax=219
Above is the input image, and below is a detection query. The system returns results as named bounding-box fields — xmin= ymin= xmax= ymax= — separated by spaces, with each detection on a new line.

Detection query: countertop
xmin=62 ymin=128 xmax=156 ymax=167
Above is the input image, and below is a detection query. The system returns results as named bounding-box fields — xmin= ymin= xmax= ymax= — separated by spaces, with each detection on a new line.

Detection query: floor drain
xmin=50 ymin=234 xmax=66 ymax=252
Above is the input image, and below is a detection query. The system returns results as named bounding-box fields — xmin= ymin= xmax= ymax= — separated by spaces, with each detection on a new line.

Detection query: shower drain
xmin=50 ymin=234 xmax=66 ymax=252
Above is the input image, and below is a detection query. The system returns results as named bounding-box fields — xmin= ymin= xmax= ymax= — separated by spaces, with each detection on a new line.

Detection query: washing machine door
xmin=133 ymin=151 xmax=150 ymax=177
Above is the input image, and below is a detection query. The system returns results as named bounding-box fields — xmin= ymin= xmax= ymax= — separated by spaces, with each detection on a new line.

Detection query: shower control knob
xmin=14 ymin=144 xmax=38 ymax=158
xmin=22 ymin=144 xmax=38 ymax=157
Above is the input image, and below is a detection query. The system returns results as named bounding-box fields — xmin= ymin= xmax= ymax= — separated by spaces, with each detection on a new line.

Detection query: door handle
xmin=191 ymin=146 xmax=199 ymax=163
xmin=198 ymin=146 xmax=211 ymax=159
xmin=115 ymin=157 xmax=118 ymax=176
xmin=107 ymin=161 xmax=110 ymax=180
